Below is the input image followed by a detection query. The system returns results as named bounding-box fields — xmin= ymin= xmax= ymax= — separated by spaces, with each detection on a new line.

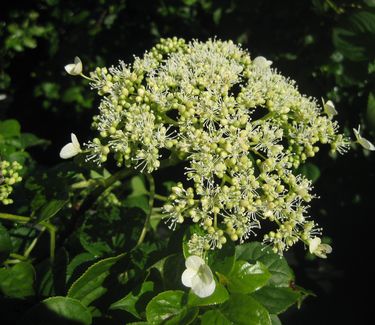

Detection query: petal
xmin=321 ymin=243 xmax=332 ymax=254
xmin=191 ymin=275 xmax=216 ymax=298
xmin=199 ymin=264 xmax=214 ymax=285
xmin=358 ymin=137 xmax=375 ymax=151
xmin=60 ymin=143 xmax=79 ymax=159
xmin=181 ymin=269 xmax=196 ymax=288
xmin=308 ymin=237 xmax=321 ymax=254
xmin=70 ymin=133 xmax=81 ymax=151
xmin=64 ymin=63 xmax=76 ymax=75
xmin=324 ymin=100 xmax=337 ymax=116
xmin=253 ymin=56 xmax=272 ymax=68
xmin=73 ymin=56 xmax=83 ymax=74
xmin=353 ymin=126 xmax=361 ymax=142
xmin=185 ymin=255 xmax=205 ymax=271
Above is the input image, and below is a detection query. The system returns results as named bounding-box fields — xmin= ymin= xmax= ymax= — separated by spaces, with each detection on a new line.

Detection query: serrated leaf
xmin=251 ymin=286 xmax=301 ymax=314
xmin=146 ymin=290 xmax=198 ymax=325
xmin=187 ymin=281 xmax=229 ymax=307
xmin=208 ymin=238 xmax=235 ymax=276
xmin=67 ymin=253 xmax=126 ymax=306
xmin=227 ymin=260 xmax=271 ymax=294
xmin=0 ymin=223 xmax=12 ymax=263
xmin=0 ymin=262 xmax=35 ymax=298
xmin=27 ymin=296 xmax=92 ymax=325
xmin=201 ymin=310 xmax=231 ymax=325
xmin=38 ymin=199 xmax=68 ymax=223
xmin=236 ymin=242 xmax=294 ymax=287
xmin=219 ymin=293 xmax=271 ymax=325
xmin=110 ymin=281 xmax=155 ymax=319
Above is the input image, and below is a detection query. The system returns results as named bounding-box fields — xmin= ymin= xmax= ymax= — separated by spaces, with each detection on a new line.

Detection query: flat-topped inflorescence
xmin=73 ymin=38 xmax=353 ymax=256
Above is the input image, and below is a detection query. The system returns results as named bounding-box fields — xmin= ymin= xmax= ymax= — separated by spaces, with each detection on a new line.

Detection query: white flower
xmin=353 ymin=125 xmax=375 ymax=151
xmin=322 ymin=98 xmax=338 ymax=118
xmin=308 ymin=237 xmax=332 ymax=259
xmin=252 ymin=56 xmax=272 ymax=69
xmin=181 ymin=255 xmax=216 ymax=298
xmin=0 ymin=94 xmax=7 ymax=101
xmin=64 ymin=57 xmax=83 ymax=76
xmin=60 ymin=133 xmax=82 ymax=159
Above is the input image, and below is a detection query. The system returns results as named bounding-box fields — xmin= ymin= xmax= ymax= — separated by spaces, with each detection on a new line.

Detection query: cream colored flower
xmin=253 ymin=56 xmax=272 ymax=69
xmin=322 ymin=98 xmax=338 ymax=118
xmin=64 ymin=57 xmax=83 ymax=76
xmin=353 ymin=125 xmax=375 ymax=151
xmin=181 ymin=255 xmax=216 ymax=298
xmin=308 ymin=237 xmax=332 ymax=259
xmin=60 ymin=133 xmax=81 ymax=159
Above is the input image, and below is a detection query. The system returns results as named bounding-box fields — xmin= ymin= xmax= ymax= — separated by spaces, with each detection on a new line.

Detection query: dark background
xmin=1 ymin=0 xmax=374 ymax=323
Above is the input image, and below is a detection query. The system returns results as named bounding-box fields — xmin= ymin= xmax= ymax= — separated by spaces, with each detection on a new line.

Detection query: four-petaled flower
xmin=353 ymin=125 xmax=375 ymax=151
xmin=60 ymin=133 xmax=82 ymax=159
xmin=308 ymin=237 xmax=332 ymax=259
xmin=181 ymin=255 xmax=216 ymax=298
xmin=64 ymin=56 xmax=83 ymax=76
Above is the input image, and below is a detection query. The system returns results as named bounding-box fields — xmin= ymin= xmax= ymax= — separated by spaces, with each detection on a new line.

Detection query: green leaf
xmin=0 ymin=262 xmax=35 ymax=298
xmin=236 ymin=242 xmax=294 ymax=287
xmin=20 ymin=133 xmax=50 ymax=148
xmin=367 ymin=91 xmax=375 ymax=128
xmin=38 ymin=199 xmax=68 ymax=223
xmin=219 ymin=294 xmax=271 ymax=325
xmin=128 ymin=175 xmax=149 ymax=197
xmin=298 ymin=163 xmax=320 ymax=183
xmin=66 ymin=252 xmax=96 ymax=285
xmin=27 ymin=296 xmax=92 ymax=325
xmin=208 ymin=238 xmax=235 ymax=275
xmin=187 ymin=281 xmax=229 ymax=307
xmin=146 ymin=290 xmax=198 ymax=325
xmin=0 ymin=223 xmax=12 ymax=263
xmin=0 ymin=119 xmax=21 ymax=138
xmin=67 ymin=253 xmax=126 ymax=306
xmin=201 ymin=310 xmax=232 ymax=325
xmin=227 ymin=260 xmax=270 ymax=294
xmin=110 ymin=281 xmax=155 ymax=319
xmin=251 ymin=286 xmax=300 ymax=314
xmin=153 ymin=253 xmax=186 ymax=291
xmin=270 ymin=314 xmax=282 ymax=325
xmin=333 ymin=9 xmax=375 ymax=62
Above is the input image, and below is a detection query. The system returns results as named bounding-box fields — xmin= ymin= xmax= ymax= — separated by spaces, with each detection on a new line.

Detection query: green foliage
xmin=1 ymin=1 xmax=373 ymax=324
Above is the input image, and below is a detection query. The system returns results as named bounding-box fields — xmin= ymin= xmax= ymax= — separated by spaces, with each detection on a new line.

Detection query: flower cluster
xmin=64 ymin=38 xmax=367 ymax=257
xmin=0 ymin=160 xmax=22 ymax=205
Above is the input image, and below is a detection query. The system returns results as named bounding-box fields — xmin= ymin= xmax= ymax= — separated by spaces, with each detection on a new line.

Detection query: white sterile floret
xmin=64 ymin=56 xmax=83 ymax=76
xmin=322 ymin=98 xmax=338 ymax=118
xmin=353 ymin=125 xmax=375 ymax=151
xmin=252 ymin=56 xmax=272 ymax=68
xmin=181 ymin=255 xmax=216 ymax=298
xmin=308 ymin=237 xmax=332 ymax=259
xmin=60 ymin=133 xmax=82 ymax=159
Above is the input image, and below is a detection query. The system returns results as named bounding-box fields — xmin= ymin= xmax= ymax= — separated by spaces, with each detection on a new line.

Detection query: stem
xmin=59 ymin=168 xmax=134 ymax=246
xmin=24 ymin=227 xmax=46 ymax=258
xmin=41 ymin=221 xmax=56 ymax=262
xmin=80 ymin=73 xmax=95 ymax=82
xmin=0 ymin=213 xmax=30 ymax=223
xmin=153 ymin=193 xmax=168 ymax=201
xmin=9 ymin=253 xmax=27 ymax=261
xmin=136 ymin=173 xmax=155 ymax=246
xmin=251 ymin=149 xmax=267 ymax=160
